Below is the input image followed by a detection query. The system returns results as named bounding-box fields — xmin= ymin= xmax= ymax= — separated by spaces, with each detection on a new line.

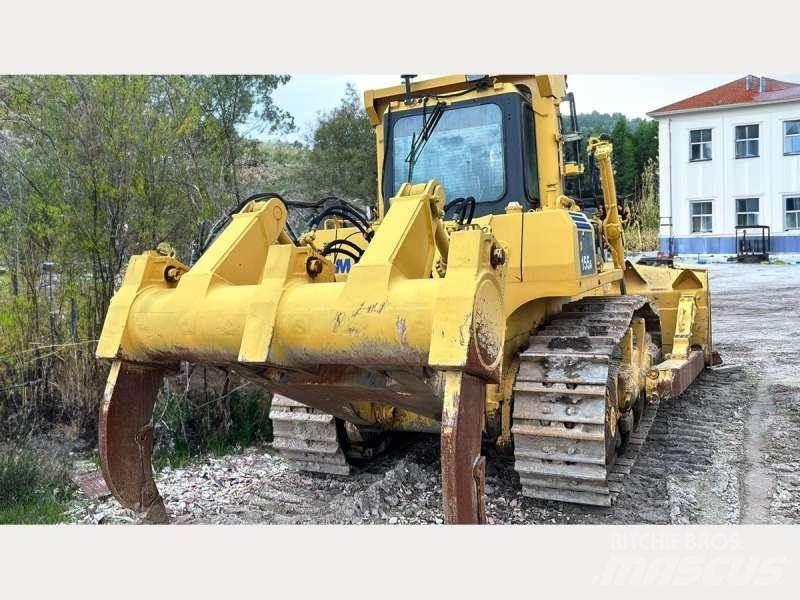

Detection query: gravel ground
xmin=69 ymin=262 xmax=800 ymax=525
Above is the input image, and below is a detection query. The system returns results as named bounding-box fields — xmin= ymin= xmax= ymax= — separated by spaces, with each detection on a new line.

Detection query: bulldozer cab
xmin=365 ymin=74 xmax=577 ymax=220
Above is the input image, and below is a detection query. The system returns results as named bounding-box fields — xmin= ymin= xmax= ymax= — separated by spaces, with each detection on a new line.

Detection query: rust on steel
xmin=664 ymin=349 xmax=706 ymax=398
xmin=99 ymin=360 xmax=169 ymax=523
xmin=440 ymin=371 xmax=487 ymax=524
xmin=71 ymin=471 xmax=111 ymax=500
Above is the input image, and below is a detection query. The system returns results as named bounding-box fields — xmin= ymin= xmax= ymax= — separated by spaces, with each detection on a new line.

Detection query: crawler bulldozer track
xmin=270 ymin=395 xmax=351 ymax=476
xmin=512 ymin=295 xmax=661 ymax=507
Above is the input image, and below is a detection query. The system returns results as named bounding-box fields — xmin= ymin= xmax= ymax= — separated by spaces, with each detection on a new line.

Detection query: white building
xmin=648 ymin=75 xmax=800 ymax=254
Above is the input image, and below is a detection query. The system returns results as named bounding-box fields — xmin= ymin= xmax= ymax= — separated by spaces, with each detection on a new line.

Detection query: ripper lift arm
xmin=587 ymin=136 xmax=626 ymax=271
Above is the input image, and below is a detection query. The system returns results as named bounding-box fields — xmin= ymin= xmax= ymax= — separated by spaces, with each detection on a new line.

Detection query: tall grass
xmin=0 ymin=274 xmax=105 ymax=443
xmin=0 ymin=448 xmax=74 ymax=524
xmin=625 ymin=159 xmax=660 ymax=252
xmin=152 ymin=370 xmax=273 ymax=470
xmin=0 ymin=451 xmax=39 ymax=507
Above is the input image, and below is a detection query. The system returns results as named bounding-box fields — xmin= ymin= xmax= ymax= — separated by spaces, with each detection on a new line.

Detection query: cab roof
xmin=363 ymin=74 xmax=567 ymax=125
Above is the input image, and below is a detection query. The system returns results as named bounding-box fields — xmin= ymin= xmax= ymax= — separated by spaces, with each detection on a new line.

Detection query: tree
xmin=0 ymin=75 xmax=293 ymax=335
xmin=239 ymin=140 xmax=308 ymax=198
xmin=296 ymin=83 xmax=377 ymax=208
xmin=632 ymin=119 xmax=659 ymax=188
xmin=610 ymin=116 xmax=636 ymax=197
xmin=578 ymin=111 xmax=628 ymax=137
xmin=0 ymin=75 xmax=293 ymax=438
xmin=574 ymin=112 xmax=658 ymax=201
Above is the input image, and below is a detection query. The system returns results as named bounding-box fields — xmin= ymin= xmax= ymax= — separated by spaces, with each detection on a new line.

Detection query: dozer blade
xmin=98 ymin=360 xmax=168 ymax=523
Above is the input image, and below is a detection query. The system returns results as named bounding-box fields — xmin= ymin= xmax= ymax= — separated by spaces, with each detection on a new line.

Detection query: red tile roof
xmin=648 ymin=76 xmax=800 ymax=116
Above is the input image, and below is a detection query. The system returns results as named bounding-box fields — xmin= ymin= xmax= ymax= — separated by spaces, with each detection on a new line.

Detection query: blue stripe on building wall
xmin=660 ymin=235 xmax=800 ymax=254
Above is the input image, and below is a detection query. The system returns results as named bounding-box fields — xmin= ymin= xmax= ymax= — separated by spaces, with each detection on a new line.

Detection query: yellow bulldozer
xmin=96 ymin=74 xmax=715 ymax=524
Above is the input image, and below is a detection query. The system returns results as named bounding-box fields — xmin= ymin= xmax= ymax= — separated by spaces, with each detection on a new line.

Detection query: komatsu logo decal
xmin=335 ymin=258 xmax=351 ymax=273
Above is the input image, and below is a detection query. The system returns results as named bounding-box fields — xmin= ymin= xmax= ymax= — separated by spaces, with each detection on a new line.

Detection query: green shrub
xmin=207 ymin=391 xmax=273 ymax=456
xmin=152 ymin=380 xmax=272 ymax=470
xmin=0 ymin=451 xmax=40 ymax=508
xmin=0 ymin=448 xmax=74 ymax=524
xmin=0 ymin=497 xmax=67 ymax=524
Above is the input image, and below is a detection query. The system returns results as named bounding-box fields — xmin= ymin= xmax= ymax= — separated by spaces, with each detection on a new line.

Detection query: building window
xmin=690 ymin=128 xmax=712 ymax=161
xmin=735 ymin=124 xmax=759 ymax=158
xmin=784 ymin=120 xmax=800 ymax=155
xmin=786 ymin=196 xmax=800 ymax=230
xmin=691 ymin=201 xmax=713 ymax=233
xmin=736 ymin=198 xmax=759 ymax=226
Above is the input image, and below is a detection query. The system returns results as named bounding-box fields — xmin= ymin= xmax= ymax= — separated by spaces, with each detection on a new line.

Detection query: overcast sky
xmin=258 ymin=73 xmax=800 ymax=142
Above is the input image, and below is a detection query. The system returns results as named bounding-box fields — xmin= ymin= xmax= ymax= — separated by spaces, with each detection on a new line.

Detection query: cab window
xmin=392 ymin=103 xmax=505 ymax=202
xmin=522 ymin=105 xmax=539 ymax=201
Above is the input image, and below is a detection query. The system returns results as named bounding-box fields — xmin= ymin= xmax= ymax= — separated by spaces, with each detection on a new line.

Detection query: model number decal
xmin=578 ymin=230 xmax=596 ymax=275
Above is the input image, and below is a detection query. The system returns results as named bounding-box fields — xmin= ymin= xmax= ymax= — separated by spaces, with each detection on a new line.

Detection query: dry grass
xmin=625 ymin=159 xmax=660 ymax=252
xmin=0 ymin=343 xmax=103 ymax=442
xmin=625 ymin=224 xmax=659 ymax=253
